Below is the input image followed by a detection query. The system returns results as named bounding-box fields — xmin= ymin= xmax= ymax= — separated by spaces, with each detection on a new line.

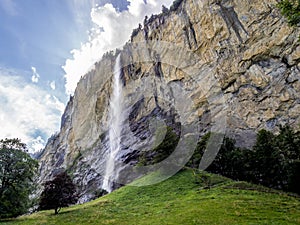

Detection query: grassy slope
xmin=1 ymin=169 xmax=300 ymax=225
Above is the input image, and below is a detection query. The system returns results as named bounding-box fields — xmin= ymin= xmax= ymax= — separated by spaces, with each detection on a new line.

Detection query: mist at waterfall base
xmin=102 ymin=54 xmax=123 ymax=193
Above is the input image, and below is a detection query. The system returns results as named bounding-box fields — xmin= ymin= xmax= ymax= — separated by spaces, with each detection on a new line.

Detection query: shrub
xmin=278 ymin=0 xmax=300 ymax=26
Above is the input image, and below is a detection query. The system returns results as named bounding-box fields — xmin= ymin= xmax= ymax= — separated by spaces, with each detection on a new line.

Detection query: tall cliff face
xmin=39 ymin=0 xmax=300 ymax=202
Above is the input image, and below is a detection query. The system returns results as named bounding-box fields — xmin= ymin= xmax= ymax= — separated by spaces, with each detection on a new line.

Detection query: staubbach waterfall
xmin=102 ymin=54 xmax=123 ymax=193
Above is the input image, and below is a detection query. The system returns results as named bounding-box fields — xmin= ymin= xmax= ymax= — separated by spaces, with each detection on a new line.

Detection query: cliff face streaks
xmin=38 ymin=0 xmax=300 ymax=203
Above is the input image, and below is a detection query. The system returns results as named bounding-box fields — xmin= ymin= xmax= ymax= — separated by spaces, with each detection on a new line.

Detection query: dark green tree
xmin=249 ymin=127 xmax=300 ymax=191
xmin=204 ymin=135 xmax=250 ymax=181
xmin=0 ymin=138 xmax=38 ymax=218
xmin=276 ymin=125 xmax=300 ymax=161
xmin=39 ymin=171 xmax=78 ymax=214
xmin=187 ymin=126 xmax=300 ymax=194
xmin=187 ymin=133 xmax=249 ymax=181
xmin=249 ymin=129 xmax=283 ymax=188
xmin=275 ymin=126 xmax=300 ymax=193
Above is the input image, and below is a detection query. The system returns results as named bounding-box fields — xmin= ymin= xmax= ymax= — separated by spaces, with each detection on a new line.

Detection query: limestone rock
xmin=38 ymin=0 xmax=300 ymax=202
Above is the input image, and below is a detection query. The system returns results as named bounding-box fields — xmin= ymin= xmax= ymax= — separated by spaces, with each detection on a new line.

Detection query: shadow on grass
xmin=0 ymin=218 xmax=15 ymax=223
xmin=223 ymin=182 xmax=300 ymax=198
xmin=0 ymin=207 xmax=82 ymax=224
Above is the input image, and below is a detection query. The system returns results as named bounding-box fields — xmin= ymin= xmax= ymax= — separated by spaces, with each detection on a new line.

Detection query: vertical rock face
xmin=39 ymin=0 xmax=300 ymax=202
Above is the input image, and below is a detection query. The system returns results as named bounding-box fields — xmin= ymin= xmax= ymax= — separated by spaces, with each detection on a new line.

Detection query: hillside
xmin=37 ymin=0 xmax=300 ymax=201
xmin=2 ymin=169 xmax=300 ymax=225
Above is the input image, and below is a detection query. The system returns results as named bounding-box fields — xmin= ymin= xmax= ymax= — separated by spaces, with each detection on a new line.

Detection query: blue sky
xmin=0 ymin=0 xmax=173 ymax=152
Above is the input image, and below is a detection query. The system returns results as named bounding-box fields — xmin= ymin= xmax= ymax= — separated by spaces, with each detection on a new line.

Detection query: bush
xmin=278 ymin=0 xmax=300 ymax=26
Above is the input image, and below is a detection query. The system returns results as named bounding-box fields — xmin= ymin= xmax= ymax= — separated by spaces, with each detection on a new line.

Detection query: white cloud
xmin=0 ymin=68 xmax=65 ymax=153
xmin=63 ymin=0 xmax=174 ymax=95
xmin=50 ymin=81 xmax=56 ymax=90
xmin=30 ymin=136 xmax=45 ymax=152
xmin=31 ymin=66 xmax=40 ymax=83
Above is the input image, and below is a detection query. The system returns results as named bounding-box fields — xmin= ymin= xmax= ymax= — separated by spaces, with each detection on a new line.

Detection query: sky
xmin=0 ymin=0 xmax=173 ymax=153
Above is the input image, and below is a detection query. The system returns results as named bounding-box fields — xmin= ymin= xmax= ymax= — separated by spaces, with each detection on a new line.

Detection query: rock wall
xmin=38 ymin=0 xmax=300 ymax=202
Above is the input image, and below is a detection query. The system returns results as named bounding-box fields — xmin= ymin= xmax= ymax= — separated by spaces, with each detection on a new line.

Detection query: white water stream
xmin=102 ymin=54 xmax=123 ymax=193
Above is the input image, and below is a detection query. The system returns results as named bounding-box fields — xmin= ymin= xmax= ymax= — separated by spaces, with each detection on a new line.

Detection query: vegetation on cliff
xmin=278 ymin=0 xmax=300 ymax=26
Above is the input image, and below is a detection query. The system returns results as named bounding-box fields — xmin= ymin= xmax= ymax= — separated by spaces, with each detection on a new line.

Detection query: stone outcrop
xmin=38 ymin=0 xmax=300 ymax=202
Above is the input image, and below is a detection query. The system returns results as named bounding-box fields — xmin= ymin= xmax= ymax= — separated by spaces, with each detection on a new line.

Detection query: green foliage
xmin=207 ymin=136 xmax=250 ymax=181
xmin=278 ymin=0 xmax=300 ymax=26
xmin=0 ymin=138 xmax=38 ymax=218
xmin=39 ymin=171 xmax=78 ymax=214
xmin=187 ymin=133 xmax=249 ymax=181
xmin=186 ymin=132 xmax=211 ymax=168
xmin=249 ymin=129 xmax=281 ymax=187
xmin=138 ymin=126 xmax=179 ymax=166
xmin=275 ymin=126 xmax=300 ymax=192
xmin=187 ymin=126 xmax=300 ymax=194
xmin=249 ymin=126 xmax=300 ymax=192
xmin=3 ymin=170 xmax=300 ymax=225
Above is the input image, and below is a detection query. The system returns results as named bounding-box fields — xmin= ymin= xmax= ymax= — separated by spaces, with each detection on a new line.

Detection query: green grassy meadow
xmin=1 ymin=169 xmax=299 ymax=225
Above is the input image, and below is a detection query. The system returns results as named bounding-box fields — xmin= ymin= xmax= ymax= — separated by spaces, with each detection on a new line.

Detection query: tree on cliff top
xmin=39 ymin=171 xmax=78 ymax=214
xmin=0 ymin=138 xmax=38 ymax=218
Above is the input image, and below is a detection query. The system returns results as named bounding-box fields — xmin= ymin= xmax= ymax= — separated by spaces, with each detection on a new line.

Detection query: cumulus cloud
xmin=31 ymin=66 xmax=40 ymax=83
xmin=63 ymin=0 xmax=174 ymax=95
xmin=0 ymin=68 xmax=65 ymax=152
xmin=50 ymin=80 xmax=56 ymax=90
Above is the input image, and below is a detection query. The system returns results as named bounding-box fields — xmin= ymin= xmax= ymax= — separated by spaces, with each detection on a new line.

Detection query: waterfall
xmin=102 ymin=54 xmax=123 ymax=193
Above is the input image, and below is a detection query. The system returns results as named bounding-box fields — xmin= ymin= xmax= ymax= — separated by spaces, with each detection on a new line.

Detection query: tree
xmin=275 ymin=126 xmax=300 ymax=193
xmin=186 ymin=126 xmax=300 ymax=194
xmin=250 ymin=127 xmax=300 ymax=191
xmin=276 ymin=125 xmax=299 ymax=161
xmin=0 ymin=138 xmax=38 ymax=218
xmin=249 ymin=129 xmax=283 ymax=188
xmin=39 ymin=171 xmax=78 ymax=214
xmin=209 ymin=138 xmax=250 ymax=181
